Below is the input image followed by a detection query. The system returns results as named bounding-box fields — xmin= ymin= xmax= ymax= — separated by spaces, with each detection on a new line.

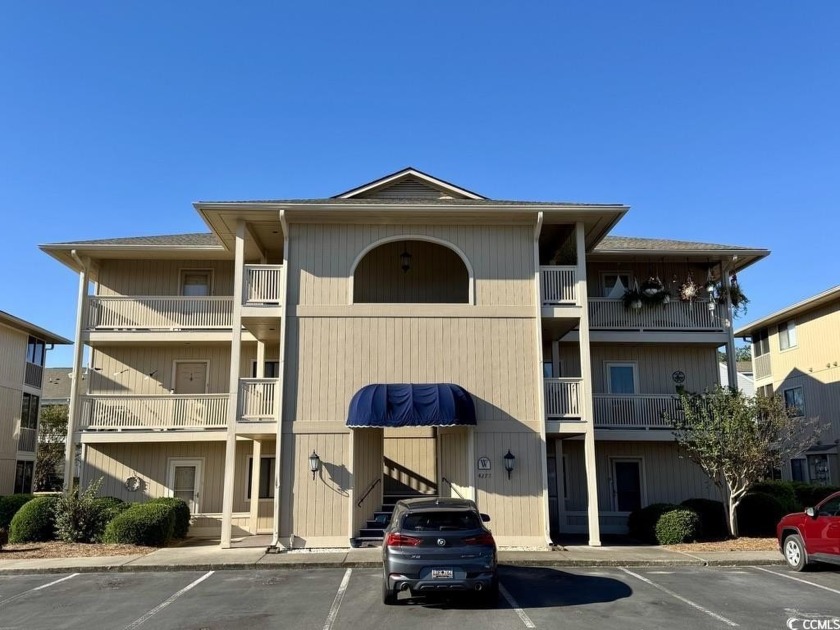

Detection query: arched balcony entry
xmin=351 ymin=238 xmax=472 ymax=304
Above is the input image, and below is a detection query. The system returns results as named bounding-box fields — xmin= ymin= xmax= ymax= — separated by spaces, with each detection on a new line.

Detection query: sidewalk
xmin=0 ymin=538 xmax=784 ymax=575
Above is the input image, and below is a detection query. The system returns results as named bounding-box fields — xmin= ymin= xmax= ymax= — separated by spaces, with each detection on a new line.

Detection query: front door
xmin=168 ymin=459 xmax=203 ymax=515
xmin=612 ymin=459 xmax=643 ymax=512
xmin=174 ymin=362 xmax=208 ymax=394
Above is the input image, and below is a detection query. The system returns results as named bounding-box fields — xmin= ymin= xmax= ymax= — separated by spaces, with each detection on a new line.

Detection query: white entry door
xmin=168 ymin=459 xmax=203 ymax=515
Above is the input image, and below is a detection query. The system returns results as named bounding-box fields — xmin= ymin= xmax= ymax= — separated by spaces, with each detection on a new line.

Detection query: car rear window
xmin=401 ymin=511 xmax=480 ymax=531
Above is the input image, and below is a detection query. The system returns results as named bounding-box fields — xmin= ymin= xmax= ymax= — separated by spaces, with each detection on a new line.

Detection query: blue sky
xmin=2 ymin=2 xmax=838 ymax=367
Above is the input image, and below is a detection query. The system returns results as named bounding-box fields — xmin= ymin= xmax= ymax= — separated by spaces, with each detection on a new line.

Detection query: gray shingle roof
xmin=44 ymin=233 xmax=223 ymax=247
xmin=595 ymin=236 xmax=763 ymax=252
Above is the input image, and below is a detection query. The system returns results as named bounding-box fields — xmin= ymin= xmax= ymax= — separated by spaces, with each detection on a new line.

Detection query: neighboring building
xmin=736 ymin=286 xmax=840 ymax=486
xmin=0 ymin=312 xmax=70 ymax=494
xmin=718 ymin=361 xmax=755 ymax=395
xmin=41 ymin=168 xmax=769 ymax=548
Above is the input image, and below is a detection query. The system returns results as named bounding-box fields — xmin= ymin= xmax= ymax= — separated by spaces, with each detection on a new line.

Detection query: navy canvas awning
xmin=346 ymin=384 xmax=476 ymax=428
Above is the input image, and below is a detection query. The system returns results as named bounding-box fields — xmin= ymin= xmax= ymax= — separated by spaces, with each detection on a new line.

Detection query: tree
xmin=35 ymin=404 xmax=67 ymax=491
xmin=670 ymin=386 xmax=823 ymax=537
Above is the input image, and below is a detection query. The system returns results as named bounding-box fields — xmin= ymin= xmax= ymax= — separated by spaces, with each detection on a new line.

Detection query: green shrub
xmin=750 ymin=481 xmax=798 ymax=514
xmin=9 ymin=496 xmax=58 ymax=543
xmin=103 ymin=503 xmax=175 ymax=547
xmin=628 ymin=503 xmax=680 ymax=544
xmin=0 ymin=495 xmax=34 ymax=530
xmin=148 ymin=497 xmax=191 ymax=539
xmin=91 ymin=497 xmax=131 ymax=542
xmin=735 ymin=492 xmax=786 ymax=537
xmin=655 ymin=509 xmax=701 ymax=545
xmin=681 ymin=498 xmax=728 ymax=541
xmin=54 ymin=478 xmax=106 ymax=543
xmin=0 ymin=527 xmax=7 ymax=550
xmin=791 ymin=483 xmax=840 ymax=510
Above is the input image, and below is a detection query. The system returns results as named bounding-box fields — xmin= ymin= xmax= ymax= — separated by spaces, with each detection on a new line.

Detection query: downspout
xmin=64 ymin=250 xmax=89 ymax=493
xmin=270 ymin=210 xmax=290 ymax=550
xmin=532 ymin=212 xmax=552 ymax=546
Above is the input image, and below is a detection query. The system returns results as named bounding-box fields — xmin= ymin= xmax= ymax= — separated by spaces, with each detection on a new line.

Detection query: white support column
xmin=249 ymin=439 xmax=262 ymax=534
xmin=256 ymin=341 xmax=265 ymax=378
xmin=221 ymin=220 xmax=246 ymax=548
xmin=271 ymin=211 xmax=290 ymax=549
xmin=722 ymin=264 xmax=738 ymax=389
xmin=555 ymin=438 xmax=565 ymax=533
xmin=575 ymin=222 xmax=601 ymax=546
xmin=64 ymin=253 xmax=88 ymax=493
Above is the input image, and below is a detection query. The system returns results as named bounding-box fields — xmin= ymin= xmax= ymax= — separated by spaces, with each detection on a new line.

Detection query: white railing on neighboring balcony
xmin=244 ymin=265 xmax=284 ymax=305
xmin=238 ymin=378 xmax=279 ymax=422
xmin=544 ymin=378 xmax=583 ymax=418
xmin=78 ymin=394 xmax=229 ymax=430
xmin=17 ymin=427 xmax=37 ymax=452
xmin=593 ymin=394 xmax=680 ymax=429
xmin=87 ymin=297 xmax=234 ymax=330
xmin=588 ymin=298 xmax=725 ymax=331
xmin=24 ymin=363 xmax=43 ymax=388
xmin=540 ymin=266 xmax=578 ymax=306
xmin=754 ymin=354 xmax=771 ymax=381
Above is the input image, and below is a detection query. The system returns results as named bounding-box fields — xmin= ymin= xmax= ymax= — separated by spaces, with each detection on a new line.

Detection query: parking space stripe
xmin=499 ymin=583 xmax=536 ymax=628
xmin=322 ymin=568 xmax=352 ymax=630
xmin=123 ymin=570 xmax=214 ymax=630
xmin=752 ymin=567 xmax=840 ymax=596
xmin=0 ymin=573 xmax=79 ymax=607
xmin=619 ymin=568 xmax=739 ymax=627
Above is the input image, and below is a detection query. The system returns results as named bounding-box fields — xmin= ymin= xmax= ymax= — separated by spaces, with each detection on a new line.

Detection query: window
xmin=251 ymin=361 xmax=280 ymax=378
xmin=779 ymin=320 xmax=797 ymax=351
xmin=753 ymin=328 xmax=770 ymax=357
xmin=783 ymin=387 xmax=805 ymax=417
xmin=606 ymin=363 xmax=637 ymax=394
xmin=14 ymin=460 xmax=33 ymax=494
xmin=791 ymin=459 xmax=807 ymax=482
xmin=402 ymin=511 xmax=481 ymax=531
xmin=817 ymin=496 xmax=840 ymax=517
xmin=20 ymin=393 xmax=39 ymax=430
xmin=26 ymin=336 xmax=45 ymax=366
xmin=180 ymin=270 xmax=212 ymax=296
xmin=247 ymin=457 xmax=275 ymax=499
xmin=602 ymin=273 xmax=631 ymax=299
xmin=757 ymin=384 xmax=774 ymax=398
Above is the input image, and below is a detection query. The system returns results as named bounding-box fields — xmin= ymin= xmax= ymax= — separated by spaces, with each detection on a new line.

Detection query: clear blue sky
xmin=2 ymin=2 xmax=838 ymax=367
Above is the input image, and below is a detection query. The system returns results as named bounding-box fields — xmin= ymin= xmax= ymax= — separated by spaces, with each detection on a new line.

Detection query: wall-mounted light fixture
xmin=144 ymin=370 xmax=159 ymax=381
xmin=400 ymin=243 xmax=412 ymax=273
xmin=114 ymin=368 xmax=129 ymax=376
xmin=308 ymin=451 xmax=321 ymax=480
xmin=503 ymin=449 xmax=515 ymax=480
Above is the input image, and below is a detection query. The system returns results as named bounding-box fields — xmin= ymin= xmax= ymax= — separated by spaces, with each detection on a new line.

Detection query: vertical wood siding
xmin=97 ymin=260 xmax=234 ymax=297
xmin=383 ymin=429 xmax=437 ymax=495
xmin=352 ymin=428 xmax=384 ymax=532
xmin=0 ymin=325 xmax=26 ymax=492
xmin=0 ymin=325 xmax=26 ymax=387
xmin=439 ymin=428 xmax=471 ymax=499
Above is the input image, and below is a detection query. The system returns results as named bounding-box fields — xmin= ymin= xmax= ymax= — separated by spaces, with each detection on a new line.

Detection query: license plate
xmin=431 ymin=569 xmax=453 ymax=579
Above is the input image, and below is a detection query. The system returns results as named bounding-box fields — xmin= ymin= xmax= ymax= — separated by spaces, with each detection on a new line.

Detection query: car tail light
xmin=385 ymin=532 xmax=422 ymax=547
xmin=463 ymin=532 xmax=495 ymax=546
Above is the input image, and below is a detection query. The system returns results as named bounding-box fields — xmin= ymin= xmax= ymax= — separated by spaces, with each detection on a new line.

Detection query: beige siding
xmin=289 ymin=224 xmax=534 ymax=307
xmin=285 ymin=317 xmax=539 ymax=424
xmin=383 ymin=429 xmax=437 ymax=495
xmin=0 ymin=324 xmax=26 ymax=493
xmin=352 ymin=428 xmax=384 ymax=532
xmin=97 ymin=260 xmax=234 ymax=297
xmin=439 ymin=427 xmax=471 ymax=499
xmin=0 ymin=324 xmax=26 ymax=387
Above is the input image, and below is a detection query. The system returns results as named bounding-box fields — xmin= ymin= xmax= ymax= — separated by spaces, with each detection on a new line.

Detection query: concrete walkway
xmin=0 ymin=538 xmax=784 ymax=575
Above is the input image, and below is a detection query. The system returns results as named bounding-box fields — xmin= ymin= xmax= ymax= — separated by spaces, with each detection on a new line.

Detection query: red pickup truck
xmin=777 ymin=491 xmax=840 ymax=571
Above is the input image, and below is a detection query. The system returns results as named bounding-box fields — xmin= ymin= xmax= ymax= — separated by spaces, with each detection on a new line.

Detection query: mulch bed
xmin=0 ymin=542 xmax=157 ymax=559
xmin=665 ymin=537 xmax=777 ymax=552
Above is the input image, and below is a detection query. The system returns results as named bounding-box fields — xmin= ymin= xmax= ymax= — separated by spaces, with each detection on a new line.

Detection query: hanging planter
xmin=715 ymin=274 xmax=749 ymax=318
xmin=679 ymin=273 xmax=699 ymax=303
xmin=623 ymin=277 xmax=670 ymax=310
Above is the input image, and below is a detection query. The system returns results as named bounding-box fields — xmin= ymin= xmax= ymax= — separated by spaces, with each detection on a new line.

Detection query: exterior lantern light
xmin=400 ymin=244 xmax=412 ymax=273
xmin=308 ymin=451 xmax=321 ymax=480
xmin=503 ymin=449 xmax=515 ymax=479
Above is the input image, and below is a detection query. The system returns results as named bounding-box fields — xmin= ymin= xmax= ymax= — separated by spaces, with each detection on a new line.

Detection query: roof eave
xmin=0 ymin=312 xmax=71 ymax=345
xmin=734 ymin=285 xmax=840 ymax=337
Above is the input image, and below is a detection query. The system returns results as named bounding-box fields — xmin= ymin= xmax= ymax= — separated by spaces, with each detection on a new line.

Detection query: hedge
xmin=628 ymin=503 xmax=681 ymax=544
xmin=790 ymin=482 xmax=840 ymax=510
xmin=0 ymin=495 xmax=34 ymax=530
xmin=655 ymin=509 xmax=701 ymax=545
xmin=103 ymin=503 xmax=175 ymax=547
xmin=149 ymin=497 xmax=191 ymax=539
xmin=92 ymin=497 xmax=131 ymax=542
xmin=749 ymin=481 xmax=798 ymax=514
xmin=735 ymin=492 xmax=786 ymax=537
xmin=681 ymin=498 xmax=728 ymax=541
xmin=9 ymin=496 xmax=58 ymax=543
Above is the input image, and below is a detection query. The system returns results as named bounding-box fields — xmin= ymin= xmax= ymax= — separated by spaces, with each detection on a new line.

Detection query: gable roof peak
xmin=334 ymin=167 xmax=486 ymax=200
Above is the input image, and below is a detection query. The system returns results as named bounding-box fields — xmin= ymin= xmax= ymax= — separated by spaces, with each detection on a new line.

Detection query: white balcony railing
xmin=244 ymin=265 xmax=284 ymax=305
xmin=87 ymin=297 xmax=234 ymax=330
xmin=544 ymin=378 xmax=583 ymax=418
xmin=754 ymin=354 xmax=772 ymax=381
xmin=17 ymin=427 xmax=37 ymax=452
xmin=540 ymin=266 xmax=578 ymax=306
xmin=238 ymin=378 xmax=279 ymax=422
xmin=588 ymin=298 xmax=726 ymax=331
xmin=78 ymin=394 xmax=229 ymax=431
xmin=593 ymin=394 xmax=680 ymax=429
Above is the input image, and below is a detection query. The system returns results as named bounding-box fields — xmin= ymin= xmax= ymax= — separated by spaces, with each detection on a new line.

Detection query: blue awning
xmin=346 ymin=384 xmax=476 ymax=428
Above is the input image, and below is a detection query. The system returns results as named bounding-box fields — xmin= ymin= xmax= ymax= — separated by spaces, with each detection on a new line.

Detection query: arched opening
xmin=353 ymin=238 xmax=470 ymax=303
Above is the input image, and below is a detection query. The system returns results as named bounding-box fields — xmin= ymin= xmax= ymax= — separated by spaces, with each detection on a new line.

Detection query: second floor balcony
xmin=593 ymin=394 xmax=679 ymax=429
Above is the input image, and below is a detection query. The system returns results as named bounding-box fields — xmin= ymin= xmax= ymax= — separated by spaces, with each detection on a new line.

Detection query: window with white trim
xmin=251 ymin=361 xmax=280 ymax=378
xmin=778 ymin=320 xmax=797 ymax=351
xmin=753 ymin=328 xmax=770 ymax=357
xmin=606 ymin=362 xmax=637 ymax=394
xmin=180 ymin=270 xmax=212 ymax=296
xmin=602 ymin=273 xmax=631 ymax=299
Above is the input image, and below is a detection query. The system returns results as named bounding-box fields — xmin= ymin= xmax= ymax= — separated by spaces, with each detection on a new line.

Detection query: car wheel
xmin=382 ymin=577 xmax=397 ymax=605
xmin=783 ymin=534 xmax=808 ymax=572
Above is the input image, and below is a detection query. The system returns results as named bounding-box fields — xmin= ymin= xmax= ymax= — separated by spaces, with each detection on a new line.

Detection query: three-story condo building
xmin=41 ymin=168 xmax=768 ymax=548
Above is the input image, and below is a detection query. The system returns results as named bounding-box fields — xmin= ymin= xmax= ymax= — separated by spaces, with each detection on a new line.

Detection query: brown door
xmin=174 ymin=362 xmax=208 ymax=394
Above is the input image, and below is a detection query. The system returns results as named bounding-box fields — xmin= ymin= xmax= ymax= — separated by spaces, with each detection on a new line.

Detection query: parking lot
xmin=1 ymin=565 xmax=839 ymax=630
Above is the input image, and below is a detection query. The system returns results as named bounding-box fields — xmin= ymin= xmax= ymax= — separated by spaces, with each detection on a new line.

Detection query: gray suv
xmin=381 ymin=497 xmax=498 ymax=605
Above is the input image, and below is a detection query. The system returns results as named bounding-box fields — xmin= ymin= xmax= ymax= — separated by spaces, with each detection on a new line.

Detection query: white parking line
xmin=499 ymin=583 xmax=536 ymax=628
xmin=323 ymin=568 xmax=352 ymax=630
xmin=0 ymin=573 xmax=79 ymax=607
xmin=619 ymin=568 xmax=739 ymax=627
xmin=752 ymin=567 xmax=840 ymax=596
xmin=123 ymin=570 xmax=214 ymax=630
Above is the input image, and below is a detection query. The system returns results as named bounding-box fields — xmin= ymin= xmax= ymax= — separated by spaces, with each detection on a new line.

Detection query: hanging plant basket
xmin=639 ymin=276 xmax=670 ymax=306
xmin=623 ymin=289 xmax=644 ymax=310
xmin=716 ymin=283 xmax=749 ymax=318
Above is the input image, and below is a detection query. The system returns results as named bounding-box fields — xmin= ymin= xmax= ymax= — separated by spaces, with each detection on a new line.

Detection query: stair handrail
xmin=441 ymin=477 xmax=465 ymax=499
xmin=356 ymin=477 xmax=381 ymax=508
